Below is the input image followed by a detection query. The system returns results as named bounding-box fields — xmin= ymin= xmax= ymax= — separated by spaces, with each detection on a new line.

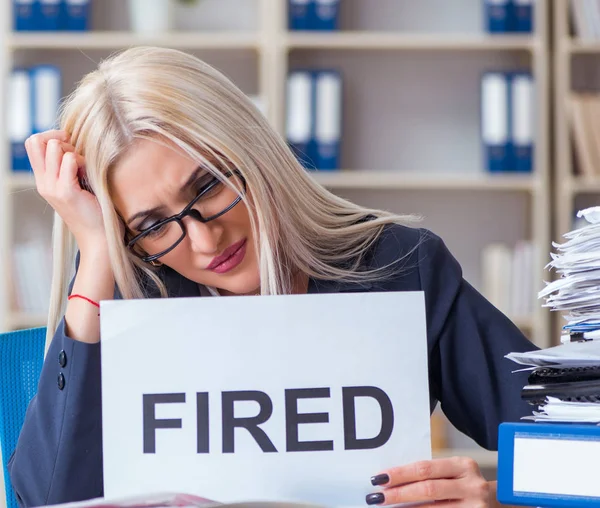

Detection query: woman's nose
xmin=184 ymin=215 xmax=222 ymax=254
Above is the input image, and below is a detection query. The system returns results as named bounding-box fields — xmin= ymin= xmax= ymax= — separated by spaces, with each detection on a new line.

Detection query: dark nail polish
xmin=366 ymin=493 xmax=385 ymax=505
xmin=370 ymin=474 xmax=389 ymax=486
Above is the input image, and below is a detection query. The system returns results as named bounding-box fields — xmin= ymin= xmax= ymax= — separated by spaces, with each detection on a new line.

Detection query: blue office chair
xmin=0 ymin=327 xmax=46 ymax=508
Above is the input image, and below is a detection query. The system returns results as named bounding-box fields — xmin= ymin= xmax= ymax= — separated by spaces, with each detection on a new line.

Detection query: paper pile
xmin=539 ymin=207 xmax=600 ymax=341
xmin=506 ymin=207 xmax=600 ymax=423
xmin=35 ymin=493 xmax=324 ymax=508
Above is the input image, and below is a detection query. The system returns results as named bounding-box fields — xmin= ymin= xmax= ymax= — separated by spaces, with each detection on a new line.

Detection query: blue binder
xmin=9 ymin=69 xmax=33 ymax=172
xmin=38 ymin=0 xmax=62 ymax=31
xmin=30 ymin=65 xmax=62 ymax=135
xmin=484 ymin=0 xmax=510 ymax=33
xmin=313 ymin=0 xmax=339 ymax=31
xmin=498 ymin=422 xmax=600 ymax=507
xmin=481 ymin=71 xmax=510 ymax=173
xmin=63 ymin=0 xmax=91 ymax=31
xmin=510 ymin=0 xmax=534 ymax=33
xmin=509 ymin=71 xmax=534 ymax=173
xmin=13 ymin=0 xmax=36 ymax=31
xmin=313 ymin=70 xmax=342 ymax=171
xmin=286 ymin=70 xmax=316 ymax=169
xmin=288 ymin=0 xmax=313 ymax=30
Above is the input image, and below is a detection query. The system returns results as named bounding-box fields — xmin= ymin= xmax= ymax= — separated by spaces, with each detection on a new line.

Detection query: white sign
xmin=100 ymin=292 xmax=431 ymax=507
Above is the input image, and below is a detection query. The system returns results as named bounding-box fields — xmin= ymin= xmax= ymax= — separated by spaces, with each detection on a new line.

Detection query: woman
xmin=8 ymin=47 xmax=536 ymax=508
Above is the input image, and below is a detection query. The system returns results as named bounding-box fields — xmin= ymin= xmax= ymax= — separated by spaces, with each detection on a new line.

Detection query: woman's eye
xmin=202 ymin=181 xmax=224 ymax=198
xmin=144 ymin=223 xmax=168 ymax=238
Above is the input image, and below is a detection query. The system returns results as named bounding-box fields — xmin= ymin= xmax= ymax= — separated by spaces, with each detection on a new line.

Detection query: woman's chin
xmin=212 ymin=274 xmax=261 ymax=296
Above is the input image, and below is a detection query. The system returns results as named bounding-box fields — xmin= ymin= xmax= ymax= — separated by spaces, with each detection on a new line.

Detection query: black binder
xmin=527 ymin=365 xmax=600 ymax=385
xmin=522 ymin=378 xmax=600 ymax=405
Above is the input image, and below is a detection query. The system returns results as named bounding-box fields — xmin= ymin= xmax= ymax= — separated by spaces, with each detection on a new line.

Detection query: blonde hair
xmin=47 ymin=46 xmax=418 ymax=343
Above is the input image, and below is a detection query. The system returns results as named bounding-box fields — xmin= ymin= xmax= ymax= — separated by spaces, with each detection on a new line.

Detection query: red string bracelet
xmin=68 ymin=294 xmax=100 ymax=308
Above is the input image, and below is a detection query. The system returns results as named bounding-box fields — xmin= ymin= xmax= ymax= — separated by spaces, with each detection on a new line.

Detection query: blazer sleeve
xmin=418 ymin=230 xmax=539 ymax=451
xmin=8 ymin=259 xmax=104 ymax=507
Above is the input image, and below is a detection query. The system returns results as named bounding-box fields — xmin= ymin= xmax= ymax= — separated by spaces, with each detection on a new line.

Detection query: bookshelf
xmin=555 ymin=0 xmax=600 ymax=237
xmin=0 ymin=0 xmax=552 ymax=482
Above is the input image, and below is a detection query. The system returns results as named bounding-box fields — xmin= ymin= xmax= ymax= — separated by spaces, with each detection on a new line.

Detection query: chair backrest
xmin=0 ymin=328 xmax=46 ymax=508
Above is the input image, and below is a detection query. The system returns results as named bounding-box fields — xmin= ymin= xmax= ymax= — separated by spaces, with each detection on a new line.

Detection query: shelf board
xmin=7 ymin=172 xmax=36 ymax=191
xmin=566 ymin=39 xmax=600 ymax=54
xmin=311 ymin=170 xmax=539 ymax=191
xmin=286 ymin=32 xmax=537 ymax=51
xmin=7 ymin=312 xmax=47 ymax=330
xmin=570 ymin=177 xmax=600 ymax=193
xmin=433 ymin=448 xmax=497 ymax=468
xmin=6 ymin=31 xmax=260 ymax=50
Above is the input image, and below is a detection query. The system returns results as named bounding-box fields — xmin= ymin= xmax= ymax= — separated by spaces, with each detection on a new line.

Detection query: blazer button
xmin=57 ymin=373 xmax=65 ymax=391
xmin=58 ymin=350 xmax=67 ymax=368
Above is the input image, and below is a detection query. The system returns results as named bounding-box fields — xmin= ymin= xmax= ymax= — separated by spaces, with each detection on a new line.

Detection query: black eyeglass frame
xmin=126 ymin=169 xmax=246 ymax=263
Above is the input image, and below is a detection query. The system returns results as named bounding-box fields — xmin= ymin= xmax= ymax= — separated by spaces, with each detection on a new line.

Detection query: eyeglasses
xmin=126 ymin=169 xmax=246 ymax=263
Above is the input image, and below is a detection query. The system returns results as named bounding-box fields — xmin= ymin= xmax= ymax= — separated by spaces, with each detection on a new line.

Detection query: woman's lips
xmin=207 ymin=238 xmax=247 ymax=274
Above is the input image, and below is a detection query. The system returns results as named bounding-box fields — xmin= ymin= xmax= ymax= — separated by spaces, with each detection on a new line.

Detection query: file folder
xmin=288 ymin=0 xmax=312 ymax=30
xmin=314 ymin=70 xmax=342 ymax=171
xmin=313 ymin=0 xmax=339 ymax=31
xmin=286 ymin=71 xmax=315 ymax=169
xmin=511 ymin=0 xmax=534 ymax=33
xmin=498 ymin=422 xmax=600 ymax=507
xmin=9 ymin=69 xmax=33 ymax=171
xmin=481 ymin=72 xmax=509 ymax=172
xmin=64 ymin=0 xmax=91 ymax=31
xmin=31 ymin=65 xmax=62 ymax=134
xmin=39 ymin=0 xmax=62 ymax=31
xmin=510 ymin=72 xmax=534 ymax=173
xmin=484 ymin=0 xmax=510 ymax=33
xmin=13 ymin=0 xmax=36 ymax=31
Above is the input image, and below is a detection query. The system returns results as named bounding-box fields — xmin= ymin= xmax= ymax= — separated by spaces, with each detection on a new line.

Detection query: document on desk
xmin=99 ymin=292 xmax=431 ymax=507
xmin=506 ymin=340 xmax=600 ymax=367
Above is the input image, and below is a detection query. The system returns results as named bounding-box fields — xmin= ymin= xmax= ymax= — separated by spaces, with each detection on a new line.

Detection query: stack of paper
xmin=526 ymin=397 xmax=600 ymax=423
xmin=36 ymin=493 xmax=323 ymax=508
xmin=539 ymin=207 xmax=600 ymax=341
xmin=505 ymin=207 xmax=600 ymax=424
xmin=507 ymin=340 xmax=600 ymax=368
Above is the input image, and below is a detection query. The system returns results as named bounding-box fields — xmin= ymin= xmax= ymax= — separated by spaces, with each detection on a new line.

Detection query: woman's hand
xmin=367 ymin=457 xmax=493 ymax=507
xmin=26 ymin=129 xmax=105 ymax=252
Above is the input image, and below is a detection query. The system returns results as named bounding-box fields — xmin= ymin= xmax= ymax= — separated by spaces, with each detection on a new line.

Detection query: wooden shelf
xmin=7 ymin=312 xmax=47 ymax=330
xmin=7 ymin=172 xmax=36 ymax=191
xmin=6 ymin=31 xmax=260 ymax=50
xmin=286 ymin=32 xmax=537 ymax=51
xmin=566 ymin=38 xmax=600 ymax=54
xmin=311 ymin=170 xmax=539 ymax=192
xmin=570 ymin=177 xmax=600 ymax=193
xmin=433 ymin=448 xmax=497 ymax=468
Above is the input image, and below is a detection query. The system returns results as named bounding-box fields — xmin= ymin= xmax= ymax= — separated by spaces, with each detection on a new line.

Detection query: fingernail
xmin=366 ymin=493 xmax=384 ymax=505
xmin=370 ymin=474 xmax=389 ymax=486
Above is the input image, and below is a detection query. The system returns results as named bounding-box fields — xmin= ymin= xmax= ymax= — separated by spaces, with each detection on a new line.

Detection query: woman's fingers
xmin=57 ymin=152 xmax=80 ymax=192
xmin=366 ymin=478 xmax=483 ymax=505
xmin=371 ymin=457 xmax=479 ymax=488
xmin=59 ymin=141 xmax=86 ymax=167
xmin=25 ymin=130 xmax=70 ymax=176
xmin=45 ymin=139 xmax=65 ymax=179
xmin=367 ymin=458 xmax=489 ymax=506
xmin=395 ymin=502 xmax=465 ymax=508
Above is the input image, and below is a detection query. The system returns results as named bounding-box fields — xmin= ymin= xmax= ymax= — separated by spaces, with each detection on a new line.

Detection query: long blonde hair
xmin=47 ymin=46 xmax=418 ymax=343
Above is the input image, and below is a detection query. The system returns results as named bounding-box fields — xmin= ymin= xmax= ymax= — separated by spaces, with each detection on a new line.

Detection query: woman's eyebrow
xmin=126 ymin=166 xmax=208 ymax=226
xmin=126 ymin=206 xmax=164 ymax=227
xmin=181 ymin=165 xmax=206 ymax=192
